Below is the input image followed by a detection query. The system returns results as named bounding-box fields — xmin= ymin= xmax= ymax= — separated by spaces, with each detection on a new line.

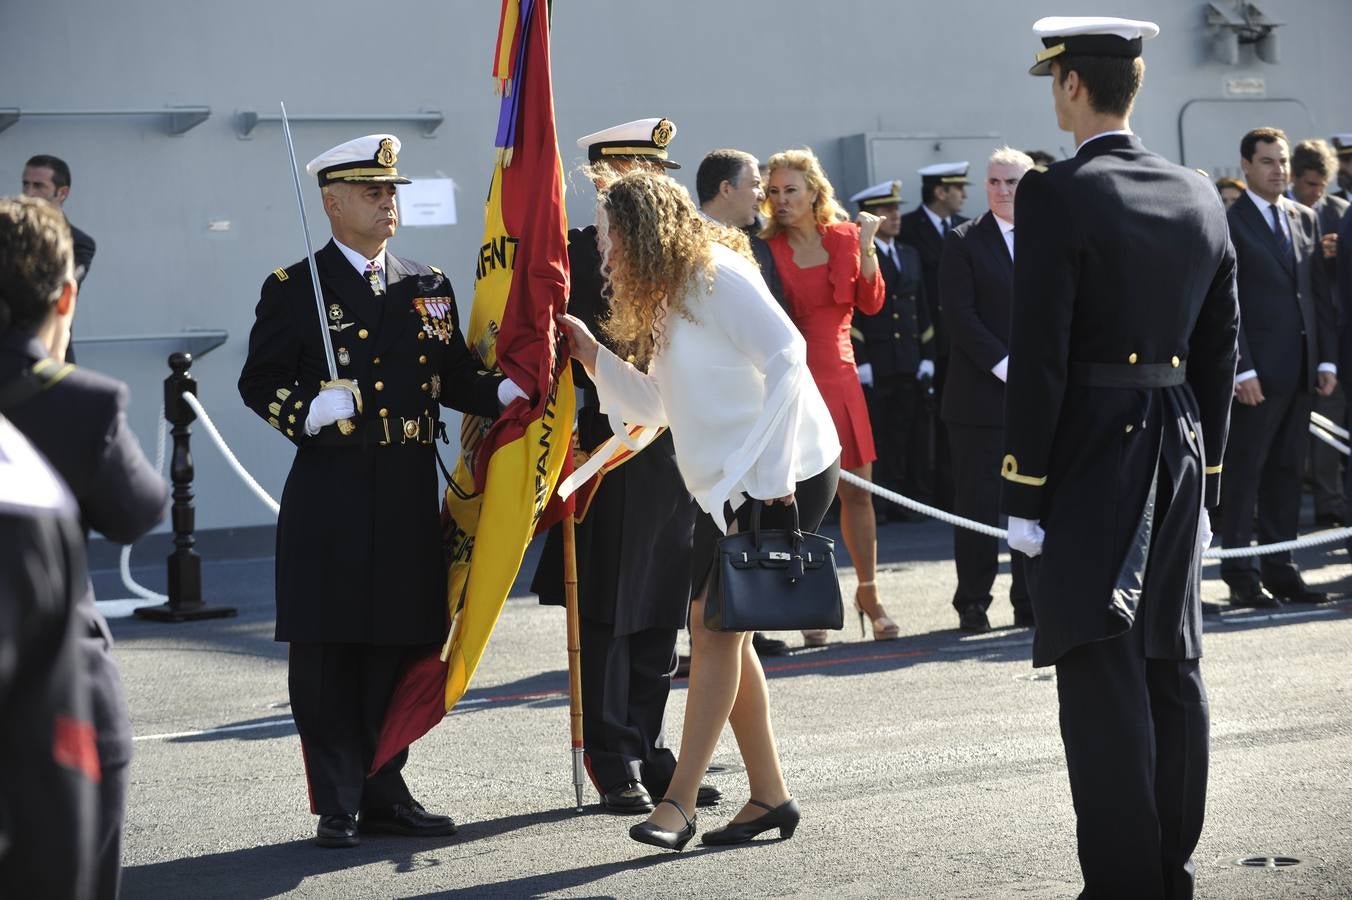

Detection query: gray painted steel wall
xmin=3 ymin=0 xmax=1348 ymax=530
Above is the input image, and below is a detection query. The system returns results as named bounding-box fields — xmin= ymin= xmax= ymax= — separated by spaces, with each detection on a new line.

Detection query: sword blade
xmin=279 ymin=101 xmax=338 ymax=381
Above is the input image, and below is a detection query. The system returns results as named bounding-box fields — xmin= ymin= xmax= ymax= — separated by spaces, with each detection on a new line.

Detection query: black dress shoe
xmin=701 ymin=797 xmax=800 ymax=845
xmin=958 ymin=606 xmax=991 ymax=633
xmin=359 ymin=801 xmax=457 ymax=836
xmin=1200 ymin=600 xmax=1226 ymax=616
xmin=1012 ymin=609 xmax=1036 ymax=629
xmin=752 ymin=633 xmax=788 ymax=657
xmin=316 ymin=813 xmax=359 ymax=848
xmin=629 ymin=798 xmax=696 ymax=851
xmin=1265 ymin=584 xmax=1329 ymax=604
xmin=601 ymin=780 xmax=654 ymax=814
xmin=1227 ymin=585 xmax=1280 ymax=609
xmin=1315 ymin=511 xmax=1345 ymax=528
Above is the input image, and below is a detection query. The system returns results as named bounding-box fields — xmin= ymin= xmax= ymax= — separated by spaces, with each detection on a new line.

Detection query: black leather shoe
xmin=752 ymin=633 xmax=788 ymax=657
xmin=1227 ymin=585 xmax=1280 ymax=609
xmin=697 ymin=782 xmax=722 ymax=807
xmin=1265 ymin=584 xmax=1329 ymax=604
xmin=1201 ymin=600 xmax=1226 ymax=616
xmin=701 ymin=797 xmax=800 ymax=845
xmin=629 ymin=798 xmax=696 ymax=851
xmin=359 ymin=801 xmax=457 ymax=836
xmin=958 ymin=606 xmax=991 ymax=633
xmin=316 ymin=814 xmax=359 ymax=848
xmin=1012 ymin=609 xmax=1036 ymax=629
xmin=601 ymin=780 xmax=654 ymax=814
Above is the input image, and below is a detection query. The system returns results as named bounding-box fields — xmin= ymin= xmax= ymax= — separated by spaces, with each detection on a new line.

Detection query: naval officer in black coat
xmin=1002 ymin=17 xmax=1239 ymax=897
xmin=531 ymin=119 xmax=716 ymax=814
xmin=240 ymin=134 xmax=521 ymax=848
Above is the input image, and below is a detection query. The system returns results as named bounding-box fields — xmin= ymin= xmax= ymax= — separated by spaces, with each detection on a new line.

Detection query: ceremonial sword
xmin=279 ymin=101 xmax=361 ymax=435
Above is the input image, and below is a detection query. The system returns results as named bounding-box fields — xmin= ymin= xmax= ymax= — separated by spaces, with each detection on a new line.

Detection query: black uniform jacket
xmin=1228 ymin=192 xmax=1336 ymax=394
xmin=852 ymin=240 xmax=933 ymax=379
xmin=900 ymin=207 xmax=968 ymax=356
xmin=1001 ymin=134 xmax=1239 ymax=667
xmin=239 ymin=240 xmax=502 ymax=645
xmin=939 ymin=212 xmax=1013 ymax=427
xmin=532 ymin=226 xmax=697 ymax=634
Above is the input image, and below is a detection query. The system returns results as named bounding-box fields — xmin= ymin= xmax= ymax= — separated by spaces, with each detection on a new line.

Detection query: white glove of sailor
xmin=917 ymin=359 xmax=936 ymax=381
xmin=1007 ymin=515 xmax=1046 ymax=558
xmin=304 ymin=387 xmax=356 ymax=436
xmin=1198 ymin=507 xmax=1214 ymax=550
xmin=857 ymin=363 xmax=874 ymax=387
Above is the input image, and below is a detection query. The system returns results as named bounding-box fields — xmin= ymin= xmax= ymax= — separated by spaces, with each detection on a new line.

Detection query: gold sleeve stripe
xmin=919 ymin=325 xmax=935 ymax=344
xmin=1204 ymin=464 xmax=1223 ymax=475
xmin=1001 ymin=454 xmax=1047 ymax=487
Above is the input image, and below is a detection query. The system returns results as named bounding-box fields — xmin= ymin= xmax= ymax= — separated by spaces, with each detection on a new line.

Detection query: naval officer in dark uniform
xmin=239 ymin=134 xmax=522 ymax=848
xmin=848 ymin=180 xmax=934 ymax=522
xmin=531 ymin=118 xmax=715 ymax=814
xmin=1002 ymin=18 xmax=1239 ymax=897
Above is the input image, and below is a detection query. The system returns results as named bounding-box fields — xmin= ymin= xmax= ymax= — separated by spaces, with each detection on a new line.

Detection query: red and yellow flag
xmin=372 ymin=0 xmax=572 ymax=772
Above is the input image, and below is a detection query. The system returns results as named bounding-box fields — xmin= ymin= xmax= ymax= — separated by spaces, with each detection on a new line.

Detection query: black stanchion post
xmin=134 ymin=352 xmax=237 ymax=622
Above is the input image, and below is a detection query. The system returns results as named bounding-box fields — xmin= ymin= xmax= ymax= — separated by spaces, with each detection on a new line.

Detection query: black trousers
xmin=288 ymin=643 xmax=419 ymax=816
xmin=865 ymin=373 xmax=930 ymax=507
xmin=948 ymin=422 xmax=1030 ymax=616
xmin=579 ymin=618 xmax=679 ymax=795
xmin=82 ymin=629 xmax=131 ymax=900
xmin=1219 ymin=389 xmax=1313 ymax=590
xmin=930 ymin=357 xmax=954 ymax=510
xmin=1055 ymin=625 xmax=1209 ymax=900
xmin=1309 ymin=385 xmax=1345 ymax=518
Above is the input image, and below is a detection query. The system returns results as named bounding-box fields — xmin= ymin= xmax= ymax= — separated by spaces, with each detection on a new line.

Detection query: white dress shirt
xmin=334 ymin=239 xmax=387 ymax=290
xmin=990 ymin=214 xmax=1015 ymax=382
xmin=591 ymin=243 xmax=841 ymax=531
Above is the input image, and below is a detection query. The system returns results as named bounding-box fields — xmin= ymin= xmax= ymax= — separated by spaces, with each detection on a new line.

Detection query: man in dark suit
xmin=939 ymin=148 xmax=1034 ymax=634
xmin=1290 ymin=138 xmax=1349 ymax=526
xmin=1331 ymin=134 xmax=1352 ymax=202
xmin=848 ymin=180 xmax=934 ymax=522
xmin=22 ymin=155 xmax=96 ymax=364
xmin=1 ymin=195 xmax=168 ymax=899
xmin=1219 ymin=127 xmax=1338 ymax=608
xmin=240 ymin=134 xmax=521 ymax=848
xmin=532 ymin=119 xmax=717 ymax=814
xmin=900 ymin=162 xmax=969 ymax=509
xmin=1003 ymin=17 xmax=1239 ymax=896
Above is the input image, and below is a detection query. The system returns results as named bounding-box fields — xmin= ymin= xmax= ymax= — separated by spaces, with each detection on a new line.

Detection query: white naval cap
xmin=1029 ymin=16 xmax=1160 ymax=76
xmin=849 ymin=180 xmax=904 ymax=207
xmin=918 ymin=162 xmax=971 ymax=186
xmin=1332 ymin=134 xmax=1352 ymax=159
xmin=305 ymin=134 xmax=412 ymax=187
xmin=576 ymin=117 xmax=680 ymax=169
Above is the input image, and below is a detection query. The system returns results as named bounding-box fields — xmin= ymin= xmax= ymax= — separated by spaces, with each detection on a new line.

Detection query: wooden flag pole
xmin=562 ymin=512 xmax=586 ymax=812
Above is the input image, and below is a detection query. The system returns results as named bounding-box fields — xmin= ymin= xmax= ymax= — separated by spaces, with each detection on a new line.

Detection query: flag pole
xmin=562 ymin=512 xmax=586 ymax=812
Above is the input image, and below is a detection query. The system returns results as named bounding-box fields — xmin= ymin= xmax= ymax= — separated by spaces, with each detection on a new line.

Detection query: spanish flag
xmin=372 ymin=0 xmax=572 ymax=773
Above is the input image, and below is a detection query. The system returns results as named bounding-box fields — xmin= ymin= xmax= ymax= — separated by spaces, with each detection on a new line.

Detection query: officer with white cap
xmin=1000 ymin=16 xmax=1238 ymax=895
xmin=848 ymin=180 xmax=933 ymax=527
xmin=240 ymin=133 xmax=523 ymax=848
xmin=531 ymin=117 xmax=721 ymax=815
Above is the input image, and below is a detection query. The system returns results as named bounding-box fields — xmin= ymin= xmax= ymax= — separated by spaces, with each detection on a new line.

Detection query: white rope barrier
xmin=1311 ymin=411 xmax=1350 ymax=441
xmin=1309 ymin=422 xmax=1351 ymax=456
xmin=181 ymin=392 xmax=280 ymax=515
xmin=117 ymin=400 xmax=169 ymax=604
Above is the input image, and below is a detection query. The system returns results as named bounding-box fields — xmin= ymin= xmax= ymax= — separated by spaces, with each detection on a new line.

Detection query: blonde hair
xmin=597 ymin=171 xmax=753 ymax=366
xmin=759 ymin=147 xmax=849 ymax=239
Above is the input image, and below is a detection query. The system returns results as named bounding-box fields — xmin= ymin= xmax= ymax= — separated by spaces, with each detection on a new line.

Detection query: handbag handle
xmin=748 ymin=499 xmax=806 ymax=579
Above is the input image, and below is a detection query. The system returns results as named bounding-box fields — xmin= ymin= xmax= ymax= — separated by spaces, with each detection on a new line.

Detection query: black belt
xmin=1069 ymin=361 xmax=1186 ymax=388
xmin=309 ymin=414 xmax=446 ymax=448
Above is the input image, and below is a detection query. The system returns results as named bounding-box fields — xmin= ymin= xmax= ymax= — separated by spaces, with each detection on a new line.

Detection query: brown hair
xmin=1215 ymin=176 xmax=1247 ymax=192
xmin=1054 ymin=55 xmax=1145 ymax=118
xmin=759 ymin=147 xmax=848 ymax=240
xmin=1240 ymin=127 xmax=1289 ymax=162
xmin=596 ymin=172 xmax=753 ymax=366
xmin=1291 ymin=138 xmax=1337 ymax=179
xmin=0 ymin=195 xmax=73 ymax=331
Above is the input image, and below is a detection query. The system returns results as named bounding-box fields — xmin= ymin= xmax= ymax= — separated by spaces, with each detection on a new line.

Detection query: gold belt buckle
xmin=401 ymin=417 xmax=420 ymax=443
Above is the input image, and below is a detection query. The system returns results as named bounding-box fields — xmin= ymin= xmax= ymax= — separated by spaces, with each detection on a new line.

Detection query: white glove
xmin=857 ymin=363 xmax=874 ymax=387
xmin=497 ymin=377 xmax=529 ymax=408
xmin=992 ymin=356 xmax=1009 ymax=383
xmin=304 ymin=387 xmax=356 ymax=435
xmin=1198 ymin=507 xmax=1214 ymax=550
xmin=917 ymin=359 xmax=935 ymax=380
xmin=1007 ymin=515 xmax=1045 ymax=558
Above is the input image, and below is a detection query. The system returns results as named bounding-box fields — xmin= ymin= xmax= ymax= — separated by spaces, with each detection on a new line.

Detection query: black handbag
xmin=704 ymin=500 xmax=844 ymax=633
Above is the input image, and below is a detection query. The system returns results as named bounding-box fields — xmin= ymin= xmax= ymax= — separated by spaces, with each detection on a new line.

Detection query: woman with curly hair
xmin=762 ymin=148 xmax=895 ymax=643
xmin=557 ymin=171 xmax=841 ymax=851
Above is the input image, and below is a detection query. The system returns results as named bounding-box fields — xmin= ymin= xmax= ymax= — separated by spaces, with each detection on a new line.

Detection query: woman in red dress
xmin=762 ymin=148 xmax=898 ymax=642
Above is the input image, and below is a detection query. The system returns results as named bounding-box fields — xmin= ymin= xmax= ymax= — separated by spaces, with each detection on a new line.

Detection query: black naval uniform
xmin=532 ymin=225 xmax=698 ymax=800
xmin=852 ymin=237 xmax=934 ymax=511
xmin=899 ymin=207 xmax=968 ymax=508
xmin=1001 ymin=134 xmax=1239 ymax=897
xmin=239 ymin=239 xmax=503 ymax=818
xmin=2 ymin=330 xmax=168 ymax=900
xmin=0 ymin=420 xmax=98 ymax=900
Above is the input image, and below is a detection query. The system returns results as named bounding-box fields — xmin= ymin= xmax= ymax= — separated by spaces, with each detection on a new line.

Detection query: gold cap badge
xmin=651 ymin=119 xmax=675 ymax=149
xmin=376 ymin=138 xmax=398 ymax=168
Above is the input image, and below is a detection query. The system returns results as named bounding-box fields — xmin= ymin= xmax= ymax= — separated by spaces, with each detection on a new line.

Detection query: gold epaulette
xmin=273 ymin=267 xmax=289 ymax=282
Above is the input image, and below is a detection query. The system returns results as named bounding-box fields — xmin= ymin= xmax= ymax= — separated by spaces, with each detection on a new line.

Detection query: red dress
xmin=768 ymin=222 xmax=885 ymax=470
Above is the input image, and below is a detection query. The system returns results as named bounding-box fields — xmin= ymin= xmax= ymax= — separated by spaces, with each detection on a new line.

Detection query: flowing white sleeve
xmin=592 ymin=344 xmax=668 ymax=427
xmin=705 ymin=256 xmax=819 ymax=503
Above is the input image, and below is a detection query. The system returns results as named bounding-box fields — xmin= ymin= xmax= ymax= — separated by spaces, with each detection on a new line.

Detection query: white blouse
xmin=590 ymin=243 xmax=841 ymax=531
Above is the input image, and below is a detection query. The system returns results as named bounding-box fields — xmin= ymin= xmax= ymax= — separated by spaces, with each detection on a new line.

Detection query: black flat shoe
xmin=629 ymin=798 xmax=696 ymax=851
xmin=359 ymin=801 xmax=457 ymax=836
xmin=601 ymin=780 xmax=654 ymax=814
xmin=700 ymin=797 xmax=800 ymax=845
xmin=316 ymin=813 xmax=359 ymax=848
